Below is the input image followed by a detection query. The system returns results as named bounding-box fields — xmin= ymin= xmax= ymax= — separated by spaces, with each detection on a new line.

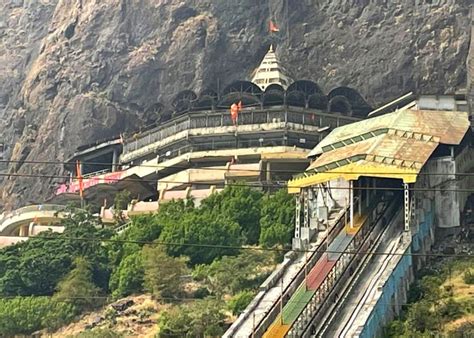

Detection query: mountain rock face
xmin=0 ymin=0 xmax=472 ymax=208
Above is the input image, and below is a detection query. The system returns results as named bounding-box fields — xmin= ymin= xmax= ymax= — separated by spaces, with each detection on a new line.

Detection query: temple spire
xmin=251 ymin=45 xmax=292 ymax=91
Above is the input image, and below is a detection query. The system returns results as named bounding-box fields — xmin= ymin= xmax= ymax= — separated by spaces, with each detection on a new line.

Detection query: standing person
xmin=230 ymin=101 xmax=242 ymax=126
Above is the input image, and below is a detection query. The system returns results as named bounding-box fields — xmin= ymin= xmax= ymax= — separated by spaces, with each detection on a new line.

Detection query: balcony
xmin=121 ymin=107 xmax=359 ymax=164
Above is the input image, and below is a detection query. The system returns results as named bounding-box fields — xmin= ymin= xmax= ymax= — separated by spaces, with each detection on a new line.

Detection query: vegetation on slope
xmin=0 ymin=186 xmax=295 ymax=336
xmin=386 ymin=258 xmax=474 ymax=337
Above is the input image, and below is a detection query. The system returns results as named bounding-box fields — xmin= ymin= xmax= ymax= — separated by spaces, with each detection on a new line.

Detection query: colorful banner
xmin=55 ymin=171 xmax=125 ymax=195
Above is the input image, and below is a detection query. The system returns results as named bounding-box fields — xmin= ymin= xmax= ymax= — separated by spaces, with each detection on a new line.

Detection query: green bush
xmin=142 ymin=245 xmax=189 ymax=300
xmin=54 ymin=257 xmax=102 ymax=313
xmin=227 ymin=290 xmax=255 ymax=315
xmin=158 ymin=298 xmax=225 ymax=337
xmin=463 ymin=270 xmax=474 ymax=285
xmin=109 ymin=251 xmax=144 ymax=298
xmin=0 ymin=208 xmax=112 ymax=297
xmin=0 ymin=297 xmax=76 ymax=335
xmin=438 ymin=298 xmax=464 ymax=321
xmin=259 ymin=189 xmax=295 ymax=248
xmin=70 ymin=328 xmax=124 ymax=337
xmin=192 ymin=251 xmax=272 ymax=297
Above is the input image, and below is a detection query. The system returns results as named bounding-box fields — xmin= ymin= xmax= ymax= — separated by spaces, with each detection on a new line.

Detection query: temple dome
xmin=251 ymin=45 xmax=293 ymax=91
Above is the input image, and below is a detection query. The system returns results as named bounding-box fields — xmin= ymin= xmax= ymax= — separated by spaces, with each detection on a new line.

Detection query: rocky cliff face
xmin=0 ymin=0 xmax=472 ymax=208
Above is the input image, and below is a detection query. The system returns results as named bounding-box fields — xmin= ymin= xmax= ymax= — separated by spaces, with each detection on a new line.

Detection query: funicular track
xmin=248 ymin=204 xmax=351 ymax=337
xmin=308 ymin=198 xmax=403 ymax=337
xmin=257 ymin=191 xmax=401 ymax=338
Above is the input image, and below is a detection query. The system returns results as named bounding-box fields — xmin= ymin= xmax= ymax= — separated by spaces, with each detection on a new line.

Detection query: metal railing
xmin=290 ymin=195 xmax=401 ymax=337
xmin=250 ymin=204 xmax=353 ymax=337
xmin=122 ymin=107 xmax=357 ymax=162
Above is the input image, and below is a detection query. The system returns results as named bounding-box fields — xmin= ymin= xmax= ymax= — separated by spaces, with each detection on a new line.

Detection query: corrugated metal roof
xmin=288 ymin=107 xmax=470 ymax=192
xmin=308 ymin=109 xmax=469 ymax=157
xmin=308 ymin=134 xmax=438 ymax=172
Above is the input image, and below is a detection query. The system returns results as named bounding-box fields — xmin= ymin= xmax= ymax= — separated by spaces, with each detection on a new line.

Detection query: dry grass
xmin=52 ymin=294 xmax=166 ymax=338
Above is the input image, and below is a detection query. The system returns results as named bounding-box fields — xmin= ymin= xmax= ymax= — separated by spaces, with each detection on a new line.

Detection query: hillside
xmin=0 ymin=0 xmax=472 ymax=208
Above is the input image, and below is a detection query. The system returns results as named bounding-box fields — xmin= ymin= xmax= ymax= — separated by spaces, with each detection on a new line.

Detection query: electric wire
xmin=23 ymin=235 xmax=474 ymax=258
xmin=2 ymin=158 xmax=474 ymax=177
xmin=1 ymin=172 xmax=474 ymax=193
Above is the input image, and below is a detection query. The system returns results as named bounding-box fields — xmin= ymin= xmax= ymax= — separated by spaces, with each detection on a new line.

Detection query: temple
xmin=49 ymin=45 xmax=373 ymax=216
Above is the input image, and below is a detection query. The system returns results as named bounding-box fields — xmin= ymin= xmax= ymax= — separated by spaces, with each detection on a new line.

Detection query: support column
xmin=303 ymin=188 xmax=309 ymax=229
xmin=350 ymin=180 xmax=354 ymax=228
xmin=366 ymin=178 xmax=371 ymax=207
xmin=358 ymin=181 xmax=362 ymax=215
xmin=266 ymin=161 xmax=271 ymax=182
xmin=112 ymin=149 xmax=119 ymax=172
xmin=295 ymin=194 xmax=302 ymax=239
xmin=404 ymin=183 xmax=410 ymax=231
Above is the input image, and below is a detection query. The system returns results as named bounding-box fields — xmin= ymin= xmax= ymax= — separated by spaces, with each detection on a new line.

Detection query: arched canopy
xmin=193 ymin=95 xmax=216 ymax=110
xmin=328 ymin=96 xmax=352 ymax=115
xmin=265 ymin=83 xmax=285 ymax=93
xmin=263 ymin=83 xmax=285 ymax=106
xmin=221 ymin=80 xmax=262 ymax=97
xmin=308 ymin=94 xmax=328 ymax=110
xmin=199 ymin=88 xmax=218 ymax=100
xmin=287 ymin=80 xmax=323 ymax=97
xmin=328 ymin=86 xmax=371 ymax=116
xmin=172 ymin=90 xmax=198 ymax=114
xmin=144 ymin=103 xmax=164 ymax=124
xmin=218 ymin=92 xmax=261 ymax=108
xmin=286 ymin=91 xmax=306 ymax=108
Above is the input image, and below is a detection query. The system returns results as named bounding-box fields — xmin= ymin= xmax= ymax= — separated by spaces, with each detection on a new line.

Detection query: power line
xmin=1 ymin=172 xmax=474 ymax=193
xmin=3 ymin=158 xmax=474 ymax=177
xmin=24 ymin=235 xmax=474 ymax=259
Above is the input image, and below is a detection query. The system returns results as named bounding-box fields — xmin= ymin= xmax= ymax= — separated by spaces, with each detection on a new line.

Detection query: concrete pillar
xmin=404 ymin=183 xmax=410 ymax=231
xmin=266 ymin=161 xmax=271 ymax=182
xmin=112 ymin=149 xmax=119 ymax=172
xmin=295 ymin=194 xmax=302 ymax=239
xmin=358 ymin=181 xmax=362 ymax=215
xmin=366 ymin=178 xmax=371 ymax=207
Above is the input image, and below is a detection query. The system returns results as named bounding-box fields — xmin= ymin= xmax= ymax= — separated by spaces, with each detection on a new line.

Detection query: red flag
xmin=269 ymin=20 xmax=280 ymax=33
xmin=76 ymin=160 xmax=84 ymax=198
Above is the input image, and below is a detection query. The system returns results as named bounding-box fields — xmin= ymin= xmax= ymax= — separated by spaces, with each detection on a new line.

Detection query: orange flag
xmin=76 ymin=160 xmax=84 ymax=198
xmin=269 ymin=20 xmax=280 ymax=33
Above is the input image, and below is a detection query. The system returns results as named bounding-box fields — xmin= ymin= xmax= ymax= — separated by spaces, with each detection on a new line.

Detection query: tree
xmin=54 ymin=257 xmax=101 ymax=312
xmin=192 ymin=250 xmax=273 ymax=297
xmin=0 ymin=208 xmax=112 ymax=297
xmin=159 ymin=211 xmax=242 ymax=265
xmin=109 ymin=251 xmax=144 ymax=298
xmin=113 ymin=190 xmax=132 ymax=225
xmin=142 ymin=245 xmax=188 ymax=300
xmin=259 ymin=189 xmax=295 ymax=248
xmin=406 ymin=300 xmax=441 ymax=333
xmin=107 ymin=213 xmax=164 ymax=293
xmin=227 ymin=290 xmax=255 ymax=315
xmin=200 ymin=185 xmax=263 ymax=244
xmin=0 ymin=297 xmax=75 ymax=335
xmin=158 ymin=298 xmax=225 ymax=337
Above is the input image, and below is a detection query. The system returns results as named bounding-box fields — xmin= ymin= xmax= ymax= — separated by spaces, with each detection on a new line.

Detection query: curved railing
xmin=121 ymin=107 xmax=358 ymax=163
xmin=0 ymin=204 xmax=67 ymax=236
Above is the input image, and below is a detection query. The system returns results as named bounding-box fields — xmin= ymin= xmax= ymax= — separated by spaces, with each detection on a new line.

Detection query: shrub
xmin=0 ymin=297 xmax=76 ymax=335
xmin=463 ymin=270 xmax=474 ymax=285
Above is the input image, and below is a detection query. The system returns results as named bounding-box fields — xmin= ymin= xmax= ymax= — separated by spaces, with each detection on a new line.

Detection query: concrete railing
xmin=121 ymin=107 xmax=357 ymax=163
xmin=0 ymin=205 xmax=66 ymax=236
